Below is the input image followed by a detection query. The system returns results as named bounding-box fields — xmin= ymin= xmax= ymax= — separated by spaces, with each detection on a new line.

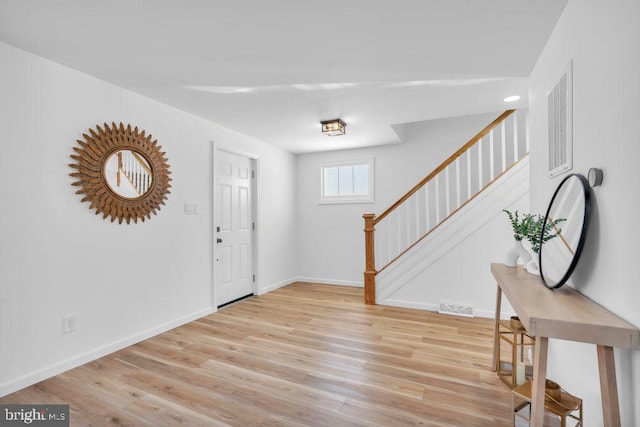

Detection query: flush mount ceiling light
xmin=503 ymin=95 xmax=521 ymax=103
xmin=321 ymin=119 xmax=346 ymax=136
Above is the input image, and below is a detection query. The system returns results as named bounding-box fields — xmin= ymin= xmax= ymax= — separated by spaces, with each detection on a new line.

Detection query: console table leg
xmin=531 ymin=336 xmax=549 ymax=427
xmin=597 ymin=345 xmax=621 ymax=427
xmin=492 ymin=284 xmax=502 ymax=372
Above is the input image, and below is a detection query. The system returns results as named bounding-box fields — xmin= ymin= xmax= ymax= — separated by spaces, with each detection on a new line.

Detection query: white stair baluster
xmin=376 ymin=220 xmax=391 ymax=267
xmin=396 ymin=210 xmax=402 ymax=259
xmin=445 ymin=165 xmax=450 ymax=216
xmin=489 ymin=129 xmax=495 ymax=180
xmin=501 ymin=120 xmax=507 ymax=172
xmin=455 ymin=157 xmax=461 ymax=208
xmin=133 ymin=160 xmax=137 ymax=192
xmin=134 ymin=157 xmax=138 ymax=192
xmin=434 ymin=174 xmax=440 ymax=223
xmin=513 ymin=110 xmax=519 ymax=162
xmin=466 ymin=150 xmax=472 ymax=201
xmin=406 ymin=198 xmax=412 ymax=245
xmin=425 ymin=182 xmax=430 ymax=232
xmin=416 ymin=191 xmax=422 ymax=238
xmin=136 ymin=161 xmax=141 ymax=193
xmin=477 ymin=138 xmax=483 ymax=191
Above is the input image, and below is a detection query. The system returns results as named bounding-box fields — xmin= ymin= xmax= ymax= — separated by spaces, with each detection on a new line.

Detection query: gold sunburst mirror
xmin=69 ymin=122 xmax=171 ymax=224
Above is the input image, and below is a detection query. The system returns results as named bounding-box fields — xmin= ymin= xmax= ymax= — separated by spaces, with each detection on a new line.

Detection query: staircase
xmin=363 ymin=110 xmax=529 ymax=305
xmin=115 ymin=150 xmax=153 ymax=197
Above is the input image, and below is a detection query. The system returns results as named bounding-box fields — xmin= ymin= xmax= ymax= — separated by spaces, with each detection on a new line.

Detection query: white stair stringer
xmin=376 ymin=156 xmax=529 ymax=304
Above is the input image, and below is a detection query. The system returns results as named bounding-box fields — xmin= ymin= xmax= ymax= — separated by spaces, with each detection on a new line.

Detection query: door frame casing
xmin=211 ymin=142 xmax=260 ymax=309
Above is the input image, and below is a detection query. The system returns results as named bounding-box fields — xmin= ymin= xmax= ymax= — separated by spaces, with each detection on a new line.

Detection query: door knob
xmin=216 ymin=238 xmax=223 ymax=243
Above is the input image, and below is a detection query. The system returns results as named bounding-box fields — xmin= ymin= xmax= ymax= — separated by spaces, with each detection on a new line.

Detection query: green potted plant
xmin=503 ymin=210 xmax=565 ymax=274
xmin=526 ymin=215 xmax=566 ymax=254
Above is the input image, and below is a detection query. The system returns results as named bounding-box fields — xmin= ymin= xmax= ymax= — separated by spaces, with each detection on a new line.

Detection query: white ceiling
xmin=0 ymin=0 xmax=566 ymax=153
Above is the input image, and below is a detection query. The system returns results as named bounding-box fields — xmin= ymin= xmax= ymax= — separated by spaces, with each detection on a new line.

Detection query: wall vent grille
xmin=438 ymin=302 xmax=474 ymax=318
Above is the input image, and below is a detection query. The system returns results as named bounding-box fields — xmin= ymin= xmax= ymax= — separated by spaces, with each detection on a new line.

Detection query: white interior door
xmin=216 ymin=150 xmax=253 ymax=306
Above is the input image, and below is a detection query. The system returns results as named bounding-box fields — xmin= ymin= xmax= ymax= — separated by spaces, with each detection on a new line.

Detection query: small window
xmin=321 ymin=158 xmax=374 ymax=204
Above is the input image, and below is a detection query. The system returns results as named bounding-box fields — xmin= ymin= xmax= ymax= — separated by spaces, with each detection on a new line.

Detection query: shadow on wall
xmin=572 ymin=186 xmax=599 ymax=292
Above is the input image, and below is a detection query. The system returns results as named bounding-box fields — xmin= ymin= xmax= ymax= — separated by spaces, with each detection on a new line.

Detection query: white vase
xmin=525 ymin=258 xmax=540 ymax=276
xmin=505 ymin=240 xmax=532 ymax=267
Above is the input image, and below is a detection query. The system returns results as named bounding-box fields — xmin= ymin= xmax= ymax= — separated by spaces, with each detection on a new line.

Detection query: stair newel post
xmin=363 ymin=213 xmax=377 ymax=305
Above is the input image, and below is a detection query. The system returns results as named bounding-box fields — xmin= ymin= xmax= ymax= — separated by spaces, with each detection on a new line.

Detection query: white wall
xmin=0 ymin=41 xmax=297 ymax=396
xmin=528 ymin=1 xmax=640 ymax=425
xmin=296 ymin=112 xmax=504 ymax=285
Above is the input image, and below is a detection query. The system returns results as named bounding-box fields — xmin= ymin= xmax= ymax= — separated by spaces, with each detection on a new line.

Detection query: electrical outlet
xmin=63 ymin=314 xmax=78 ymax=334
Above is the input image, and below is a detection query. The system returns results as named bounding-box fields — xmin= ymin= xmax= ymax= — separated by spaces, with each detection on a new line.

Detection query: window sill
xmin=319 ymin=198 xmax=375 ymax=205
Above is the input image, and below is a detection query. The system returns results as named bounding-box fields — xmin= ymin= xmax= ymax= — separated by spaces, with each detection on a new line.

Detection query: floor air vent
xmin=438 ymin=302 xmax=474 ymax=318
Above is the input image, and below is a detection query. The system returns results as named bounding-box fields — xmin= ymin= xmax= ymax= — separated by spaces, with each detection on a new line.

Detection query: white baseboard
xmin=0 ymin=307 xmax=213 ymax=398
xmin=257 ymin=277 xmax=363 ymax=296
xmin=381 ymin=299 xmax=439 ymax=312
xmin=475 ymin=309 xmax=516 ymax=319
xmin=381 ymin=298 xmax=514 ymax=320
xmin=257 ymin=277 xmax=298 ymax=295
xmin=295 ymin=277 xmax=363 ymax=287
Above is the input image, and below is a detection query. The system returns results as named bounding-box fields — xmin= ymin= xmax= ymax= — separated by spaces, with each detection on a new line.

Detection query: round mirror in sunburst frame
xmin=103 ymin=149 xmax=154 ymax=199
xmin=69 ymin=122 xmax=171 ymax=224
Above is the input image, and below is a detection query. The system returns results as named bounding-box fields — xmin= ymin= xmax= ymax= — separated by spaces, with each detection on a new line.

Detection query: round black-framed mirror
xmin=539 ymin=173 xmax=591 ymax=289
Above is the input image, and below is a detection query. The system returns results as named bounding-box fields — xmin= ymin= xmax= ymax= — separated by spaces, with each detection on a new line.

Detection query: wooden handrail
xmin=132 ymin=151 xmax=153 ymax=175
xmin=374 ymin=109 xmax=515 ymax=225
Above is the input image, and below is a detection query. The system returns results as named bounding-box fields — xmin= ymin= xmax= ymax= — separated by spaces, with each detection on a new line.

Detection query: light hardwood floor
xmin=1 ymin=283 xmax=514 ymax=426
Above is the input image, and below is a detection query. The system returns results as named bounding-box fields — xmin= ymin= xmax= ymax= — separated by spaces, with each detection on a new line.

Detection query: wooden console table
xmin=491 ymin=263 xmax=639 ymax=427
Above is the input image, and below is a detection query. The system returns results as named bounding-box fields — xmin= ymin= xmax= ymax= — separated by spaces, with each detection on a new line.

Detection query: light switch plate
xmin=184 ymin=203 xmax=198 ymax=215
